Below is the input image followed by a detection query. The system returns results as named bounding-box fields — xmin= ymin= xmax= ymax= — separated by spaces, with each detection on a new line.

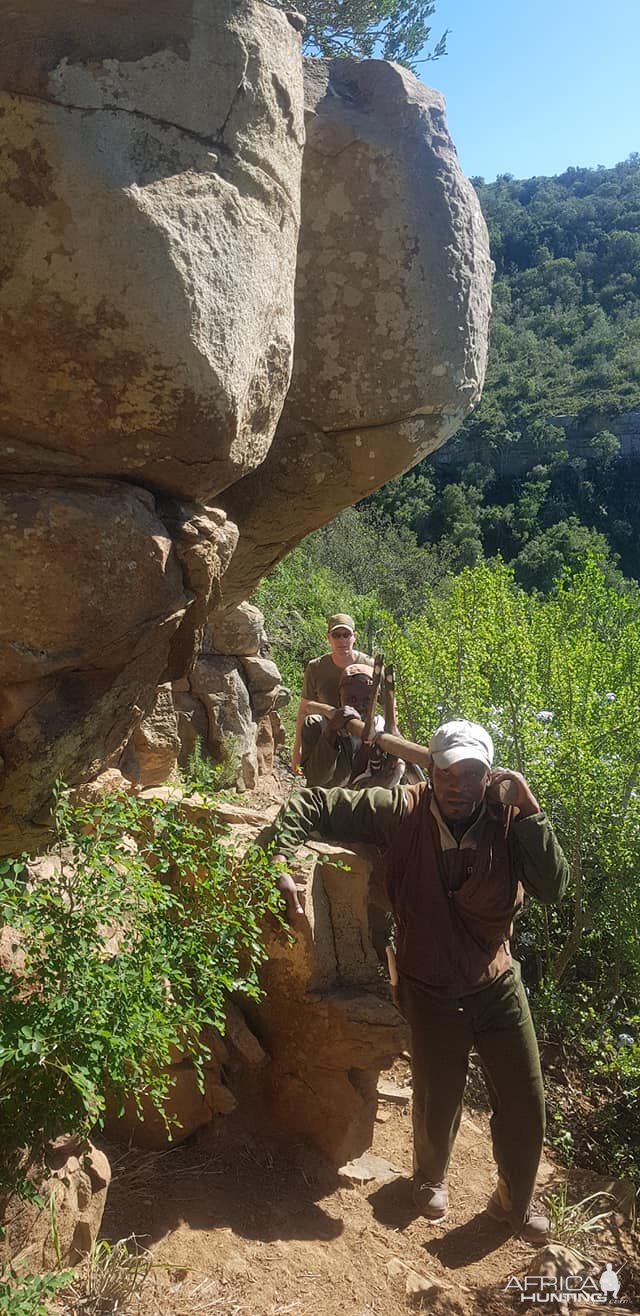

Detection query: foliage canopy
xmin=274 ymin=0 xmax=447 ymax=66
xmin=365 ymin=156 xmax=640 ymax=585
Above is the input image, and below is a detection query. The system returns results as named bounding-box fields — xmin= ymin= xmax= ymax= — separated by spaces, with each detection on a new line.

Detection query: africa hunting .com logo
xmin=505 ymin=1262 xmax=629 ymax=1305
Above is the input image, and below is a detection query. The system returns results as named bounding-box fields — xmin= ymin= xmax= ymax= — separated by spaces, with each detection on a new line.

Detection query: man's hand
xmin=490 ymin=768 xmax=541 ymax=818
xmin=326 ymin=705 xmax=359 ymax=737
xmin=277 ymin=870 xmax=304 ymax=921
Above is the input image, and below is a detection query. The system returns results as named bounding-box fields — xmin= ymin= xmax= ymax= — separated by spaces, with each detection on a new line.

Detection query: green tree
xmin=364 ymin=155 xmax=640 ymax=583
xmin=277 ymin=0 xmax=448 ymax=66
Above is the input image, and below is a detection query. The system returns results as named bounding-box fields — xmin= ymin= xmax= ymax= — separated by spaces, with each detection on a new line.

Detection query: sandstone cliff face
xmin=0 ymin=5 xmax=491 ymax=850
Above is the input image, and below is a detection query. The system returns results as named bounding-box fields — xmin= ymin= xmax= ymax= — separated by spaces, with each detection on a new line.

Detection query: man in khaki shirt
xmin=291 ymin=613 xmax=372 ymax=772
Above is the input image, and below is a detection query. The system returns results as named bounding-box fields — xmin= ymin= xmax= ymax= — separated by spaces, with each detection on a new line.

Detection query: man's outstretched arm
xmin=263 ymin=785 xmax=408 ymax=920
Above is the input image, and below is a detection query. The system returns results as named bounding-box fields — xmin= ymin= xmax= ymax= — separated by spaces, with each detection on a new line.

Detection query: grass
xmin=546 ymin=1181 xmax=622 ymax=1252
xmin=60 ymin=1237 xmax=152 ymax=1314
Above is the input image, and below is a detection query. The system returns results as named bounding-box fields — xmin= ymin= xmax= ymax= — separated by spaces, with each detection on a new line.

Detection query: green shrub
xmin=181 ymin=736 xmax=239 ymax=795
xmin=0 ymin=1266 xmax=70 ymax=1316
xmin=0 ymin=786 xmax=282 ymax=1200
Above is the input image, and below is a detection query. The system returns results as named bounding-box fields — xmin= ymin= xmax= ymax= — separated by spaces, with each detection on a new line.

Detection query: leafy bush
xmin=180 ymin=737 xmax=239 ymax=796
xmin=535 ymin=982 xmax=640 ymax=1178
xmin=0 ymin=1266 xmax=70 ymax=1316
xmin=0 ymin=787 xmax=282 ymax=1200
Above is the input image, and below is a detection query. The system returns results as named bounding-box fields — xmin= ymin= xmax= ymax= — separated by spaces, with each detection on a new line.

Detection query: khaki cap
xmin=327 ymin=613 xmax=355 ymax=633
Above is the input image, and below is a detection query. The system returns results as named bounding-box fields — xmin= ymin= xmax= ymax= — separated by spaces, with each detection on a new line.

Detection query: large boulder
xmin=0 ymin=481 xmax=233 ymax=854
xmin=191 ymin=655 xmax=258 ymax=789
xmin=206 ymin=602 xmax=266 ymax=657
xmin=222 ymin=57 xmax=492 ymax=599
xmin=0 ymin=0 xmax=304 ymax=500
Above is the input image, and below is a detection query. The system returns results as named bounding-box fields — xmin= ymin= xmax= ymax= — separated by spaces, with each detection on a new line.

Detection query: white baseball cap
xmin=429 ymin=719 xmax=493 ymax=771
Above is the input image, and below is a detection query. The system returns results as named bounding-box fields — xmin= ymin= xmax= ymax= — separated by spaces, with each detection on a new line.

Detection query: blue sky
xmin=418 ymin=0 xmax=640 ymax=182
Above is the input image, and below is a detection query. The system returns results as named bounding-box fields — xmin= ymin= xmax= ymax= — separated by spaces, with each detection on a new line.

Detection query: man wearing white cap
xmin=265 ymin=718 xmax=569 ymax=1245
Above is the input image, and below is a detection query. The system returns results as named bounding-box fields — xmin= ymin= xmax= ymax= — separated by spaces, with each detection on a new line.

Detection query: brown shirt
xmin=265 ymin=781 xmax=570 ymax=997
xmin=301 ymin=651 xmax=372 ymax=707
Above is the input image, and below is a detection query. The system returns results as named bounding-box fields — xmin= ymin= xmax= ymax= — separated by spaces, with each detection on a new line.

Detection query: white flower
xmin=604 ymin=691 xmax=616 ymax=702
xmin=535 ymin=710 xmax=554 ymax=723
xmin=618 ymin=1033 xmax=634 ymax=1046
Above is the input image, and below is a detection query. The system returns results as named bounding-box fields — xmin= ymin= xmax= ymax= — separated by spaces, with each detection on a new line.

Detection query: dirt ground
xmin=99 ymin=1059 xmax=640 ymax=1316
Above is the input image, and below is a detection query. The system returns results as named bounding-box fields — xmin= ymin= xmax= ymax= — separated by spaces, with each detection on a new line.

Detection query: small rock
xmin=240 ymin=656 xmax=282 ymax=694
xmin=205 ymin=1075 xmax=238 ymax=1115
xmin=72 ymin=769 xmax=134 ymax=803
xmin=530 ymin=1244 xmax=585 ymax=1277
xmin=225 ymin=1000 xmax=268 ymax=1067
xmin=286 ymin=9 xmax=306 ymax=32
xmin=83 ymin=1147 xmax=111 ymax=1193
xmin=338 ymin=1152 xmax=402 ymax=1185
xmin=377 ymin=1078 xmax=412 ymax=1105
xmin=405 ymin=1266 xmax=436 ymax=1299
xmin=212 ymin=800 xmax=275 ymax=828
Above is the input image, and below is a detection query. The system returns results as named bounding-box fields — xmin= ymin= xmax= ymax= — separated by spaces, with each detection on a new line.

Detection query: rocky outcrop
xmin=0 ymin=5 xmax=491 ymax=847
xmin=0 ymin=483 xmax=236 ymax=853
xmin=249 ymin=839 xmax=408 ymax=1163
xmin=2 ymin=1137 xmax=110 ymax=1270
xmin=170 ymin=602 xmax=290 ymax=789
xmin=0 ymin=0 xmax=304 ymax=500
xmin=222 ymin=57 xmax=492 ymax=599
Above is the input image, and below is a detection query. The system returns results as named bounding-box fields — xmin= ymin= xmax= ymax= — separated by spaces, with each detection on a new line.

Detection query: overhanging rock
xmin=222 ymin=56 xmax=493 ymax=599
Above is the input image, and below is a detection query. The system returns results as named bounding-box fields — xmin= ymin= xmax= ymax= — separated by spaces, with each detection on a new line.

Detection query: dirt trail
xmin=100 ymin=1061 xmax=640 ymax=1316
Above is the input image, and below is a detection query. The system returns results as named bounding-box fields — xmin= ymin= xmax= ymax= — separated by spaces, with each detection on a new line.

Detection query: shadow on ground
xmin=100 ymin=1123 xmax=345 ymax=1250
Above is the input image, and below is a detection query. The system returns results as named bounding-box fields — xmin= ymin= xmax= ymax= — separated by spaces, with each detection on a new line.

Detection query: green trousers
xmin=398 ymin=964 xmax=545 ymax=1224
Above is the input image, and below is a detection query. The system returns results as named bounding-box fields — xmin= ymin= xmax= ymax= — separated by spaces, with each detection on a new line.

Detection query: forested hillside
xmin=367 ymin=155 xmax=640 ymax=587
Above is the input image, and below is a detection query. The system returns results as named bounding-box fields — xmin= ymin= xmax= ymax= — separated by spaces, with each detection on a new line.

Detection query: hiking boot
xmin=412 ymin=1176 xmax=448 ymax=1220
xmin=519 ymin=1210 xmax=550 ymax=1245
xmin=486 ymin=1178 xmax=549 ymax=1245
